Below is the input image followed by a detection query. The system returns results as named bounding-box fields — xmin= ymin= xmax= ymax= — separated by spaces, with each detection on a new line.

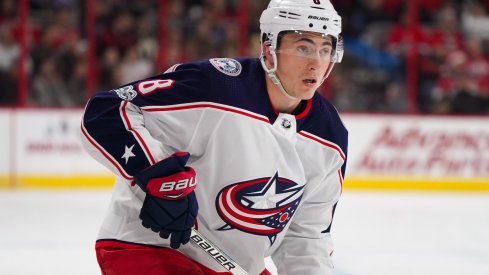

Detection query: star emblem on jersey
xmin=121 ymin=144 xmax=136 ymax=164
xmin=216 ymin=171 xmax=304 ymax=244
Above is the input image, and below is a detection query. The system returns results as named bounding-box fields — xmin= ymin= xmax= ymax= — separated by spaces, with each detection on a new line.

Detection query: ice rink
xmin=1 ymin=189 xmax=488 ymax=275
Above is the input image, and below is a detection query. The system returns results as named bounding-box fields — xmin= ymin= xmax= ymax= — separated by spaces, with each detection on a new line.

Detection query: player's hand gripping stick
xmin=134 ymin=152 xmax=198 ymax=249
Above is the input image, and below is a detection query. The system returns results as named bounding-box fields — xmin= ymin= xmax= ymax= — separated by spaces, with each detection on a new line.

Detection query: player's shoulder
xmin=315 ymin=94 xmax=347 ymax=132
xmin=309 ymin=93 xmax=348 ymax=153
xmin=165 ymin=57 xmax=258 ymax=78
xmin=169 ymin=57 xmax=264 ymax=98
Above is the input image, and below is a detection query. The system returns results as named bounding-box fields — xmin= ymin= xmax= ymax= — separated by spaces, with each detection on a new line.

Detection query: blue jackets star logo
xmin=216 ymin=171 xmax=304 ymax=244
xmin=121 ymin=144 xmax=136 ymax=164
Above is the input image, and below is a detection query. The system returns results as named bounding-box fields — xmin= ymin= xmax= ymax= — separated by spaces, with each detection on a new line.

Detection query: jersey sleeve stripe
xmin=120 ymin=101 xmax=156 ymax=165
xmin=80 ymin=122 xmax=132 ymax=180
xmin=337 ymin=169 xmax=343 ymax=191
xmin=142 ymin=102 xmax=270 ymax=123
xmin=298 ymin=131 xmax=346 ymax=161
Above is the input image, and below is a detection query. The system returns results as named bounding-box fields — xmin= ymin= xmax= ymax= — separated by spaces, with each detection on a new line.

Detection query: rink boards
xmin=0 ymin=109 xmax=487 ymax=191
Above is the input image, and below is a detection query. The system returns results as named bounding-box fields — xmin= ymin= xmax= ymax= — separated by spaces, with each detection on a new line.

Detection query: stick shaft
xmin=190 ymin=229 xmax=249 ymax=275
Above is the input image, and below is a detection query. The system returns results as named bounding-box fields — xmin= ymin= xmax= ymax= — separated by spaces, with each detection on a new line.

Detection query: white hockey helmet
xmin=259 ymin=0 xmax=343 ymax=100
xmin=260 ymin=0 xmax=343 ymax=63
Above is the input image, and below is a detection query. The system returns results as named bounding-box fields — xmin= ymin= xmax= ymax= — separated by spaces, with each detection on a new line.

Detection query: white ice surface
xmin=1 ymin=190 xmax=488 ymax=275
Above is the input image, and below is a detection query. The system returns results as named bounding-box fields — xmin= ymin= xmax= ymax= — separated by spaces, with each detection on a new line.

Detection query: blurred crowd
xmin=330 ymin=0 xmax=489 ymax=113
xmin=0 ymin=0 xmax=488 ymax=114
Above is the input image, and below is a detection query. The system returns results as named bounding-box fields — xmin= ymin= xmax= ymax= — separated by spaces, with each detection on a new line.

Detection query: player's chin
xmin=289 ymin=84 xmax=316 ymax=100
xmin=298 ymin=84 xmax=319 ymax=98
xmin=298 ymin=88 xmax=317 ymax=100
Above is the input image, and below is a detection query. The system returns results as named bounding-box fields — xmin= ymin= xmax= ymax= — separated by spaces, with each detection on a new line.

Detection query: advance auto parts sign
xmin=345 ymin=115 xmax=489 ymax=179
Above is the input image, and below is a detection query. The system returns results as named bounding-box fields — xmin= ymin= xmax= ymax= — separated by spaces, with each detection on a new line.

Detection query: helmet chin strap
xmin=260 ymin=50 xmax=299 ymax=101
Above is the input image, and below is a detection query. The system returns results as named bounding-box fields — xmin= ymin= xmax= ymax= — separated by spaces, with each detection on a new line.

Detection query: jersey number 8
xmin=137 ymin=79 xmax=175 ymax=96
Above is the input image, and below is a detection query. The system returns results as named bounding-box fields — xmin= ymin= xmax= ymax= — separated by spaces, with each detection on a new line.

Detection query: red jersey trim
xmin=298 ymin=131 xmax=346 ymax=160
xmin=120 ymin=101 xmax=156 ymax=165
xmin=142 ymin=102 xmax=271 ymax=123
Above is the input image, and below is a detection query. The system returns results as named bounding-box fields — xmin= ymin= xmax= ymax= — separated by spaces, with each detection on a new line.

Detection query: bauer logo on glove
xmin=133 ymin=152 xmax=199 ymax=249
xmin=146 ymin=167 xmax=197 ymax=200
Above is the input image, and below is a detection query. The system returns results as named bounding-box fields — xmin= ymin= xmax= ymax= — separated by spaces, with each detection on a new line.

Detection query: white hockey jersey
xmin=81 ymin=57 xmax=348 ymax=275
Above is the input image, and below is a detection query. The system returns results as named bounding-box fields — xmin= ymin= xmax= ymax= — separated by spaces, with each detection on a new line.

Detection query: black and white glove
xmin=134 ymin=152 xmax=198 ymax=249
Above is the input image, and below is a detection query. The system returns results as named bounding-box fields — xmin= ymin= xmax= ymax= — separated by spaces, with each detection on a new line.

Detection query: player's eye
xmin=296 ymin=45 xmax=313 ymax=56
xmin=319 ymin=48 xmax=332 ymax=57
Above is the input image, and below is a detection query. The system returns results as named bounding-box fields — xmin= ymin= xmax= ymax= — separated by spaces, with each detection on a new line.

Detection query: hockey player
xmin=81 ymin=0 xmax=347 ymax=274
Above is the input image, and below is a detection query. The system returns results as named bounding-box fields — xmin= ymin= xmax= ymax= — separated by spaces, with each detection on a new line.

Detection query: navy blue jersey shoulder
xmin=134 ymin=58 xmax=274 ymax=119
xmin=181 ymin=58 xmax=276 ymax=120
xmin=129 ymin=61 xmax=213 ymax=107
xmin=300 ymin=94 xmax=348 ymax=175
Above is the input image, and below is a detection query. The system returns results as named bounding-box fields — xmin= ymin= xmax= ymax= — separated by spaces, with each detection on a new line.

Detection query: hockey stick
xmin=190 ymin=228 xmax=249 ymax=275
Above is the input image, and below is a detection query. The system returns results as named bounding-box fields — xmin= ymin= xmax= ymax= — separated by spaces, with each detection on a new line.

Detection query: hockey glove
xmin=134 ymin=152 xmax=198 ymax=249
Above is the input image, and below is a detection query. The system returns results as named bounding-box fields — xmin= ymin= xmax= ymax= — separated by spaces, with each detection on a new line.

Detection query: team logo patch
xmin=216 ymin=171 xmax=304 ymax=244
xmin=113 ymin=85 xmax=137 ymax=101
xmin=210 ymin=58 xmax=242 ymax=76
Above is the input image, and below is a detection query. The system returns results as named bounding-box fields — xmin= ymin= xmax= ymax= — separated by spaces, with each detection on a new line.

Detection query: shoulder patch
xmin=209 ymin=58 xmax=242 ymax=76
xmin=113 ymin=85 xmax=137 ymax=101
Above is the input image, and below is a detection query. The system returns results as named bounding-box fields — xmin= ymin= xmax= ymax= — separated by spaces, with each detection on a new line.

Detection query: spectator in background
xmin=29 ymin=58 xmax=73 ymax=107
xmin=120 ymin=46 xmax=154 ymax=84
xmin=54 ymin=30 xmax=84 ymax=83
xmin=385 ymin=5 xmax=430 ymax=112
xmin=427 ymin=4 xmax=464 ymax=60
xmin=100 ymin=10 xmax=137 ymax=55
xmin=0 ymin=0 xmax=16 ymax=24
xmin=0 ymin=62 xmax=17 ymax=105
xmin=431 ymin=49 xmax=488 ymax=114
xmin=66 ymin=57 xmax=87 ymax=106
xmin=0 ymin=24 xmax=19 ymax=74
xmin=462 ymin=1 xmax=489 ymax=40
xmin=163 ymin=29 xmax=188 ymax=71
xmin=219 ymin=22 xmax=239 ymax=57
xmin=344 ymin=0 xmax=394 ymax=37
xmin=30 ymin=24 xmax=58 ymax=75
xmin=98 ymin=46 xmax=122 ymax=91
xmin=450 ymin=37 xmax=489 ymax=113
xmin=27 ymin=2 xmax=86 ymax=107
xmin=418 ymin=3 xmax=464 ymax=113
xmin=0 ymin=24 xmax=19 ymax=105
xmin=186 ymin=18 xmax=217 ymax=60
xmin=184 ymin=0 xmax=237 ymax=59
xmin=464 ymin=36 xmax=489 ymax=91
xmin=135 ymin=14 xmax=158 ymax=67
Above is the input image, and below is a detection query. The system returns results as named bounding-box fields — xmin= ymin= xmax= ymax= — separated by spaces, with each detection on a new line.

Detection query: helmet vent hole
xmin=309 ymin=23 xmax=313 ymax=28
xmin=323 ymin=25 xmax=327 ymax=30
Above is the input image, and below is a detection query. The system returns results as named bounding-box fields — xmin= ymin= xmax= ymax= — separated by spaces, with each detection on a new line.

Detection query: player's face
xmin=275 ymin=32 xmax=333 ymax=99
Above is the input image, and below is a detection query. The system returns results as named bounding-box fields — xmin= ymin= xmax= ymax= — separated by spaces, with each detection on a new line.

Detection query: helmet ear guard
xmin=332 ymin=35 xmax=344 ymax=63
